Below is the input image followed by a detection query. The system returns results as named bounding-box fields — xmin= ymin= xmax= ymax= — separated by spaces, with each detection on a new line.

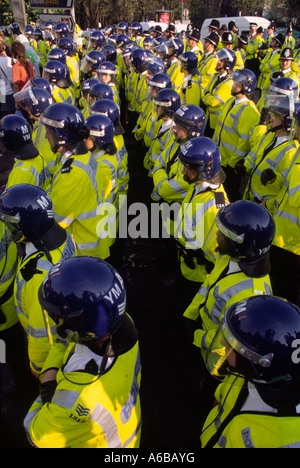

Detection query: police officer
xmin=0 ymin=114 xmax=51 ymax=190
xmin=213 ymin=68 xmax=260 ymax=202
xmin=89 ymin=98 xmax=129 ymax=211
xmin=258 ymin=32 xmax=285 ymax=100
xmin=201 ymin=295 xmax=300 ymax=448
xmin=266 ymin=104 xmax=300 ymax=306
xmin=175 ymin=137 xmax=227 ymax=285
xmin=58 ymin=36 xmax=81 ymax=102
xmin=13 ymin=85 xmax=60 ymax=178
xmin=198 ymin=32 xmax=219 ymax=93
xmin=152 ymin=105 xmax=206 ymax=207
xmin=24 ymin=256 xmax=141 ymax=448
xmin=40 ymin=102 xmax=110 ymax=260
xmin=0 ymin=221 xmax=31 ymax=394
xmin=145 ymin=86 xmax=180 ymax=176
xmin=43 ymin=59 xmax=76 ymax=105
xmin=0 ymin=184 xmax=76 ymax=377
xmin=242 ymin=95 xmax=299 ymax=208
xmin=179 ymin=51 xmax=201 ymax=106
xmin=202 ymin=49 xmax=236 ymax=138
xmin=184 ymin=201 xmax=275 ymax=388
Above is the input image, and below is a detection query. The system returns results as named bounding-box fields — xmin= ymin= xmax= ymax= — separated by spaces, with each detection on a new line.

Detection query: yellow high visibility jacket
xmin=179 ymin=74 xmax=201 ymax=106
xmin=202 ymin=73 xmax=234 ymax=132
xmin=213 ymin=97 xmax=260 ymax=169
xmin=93 ymin=148 xmax=120 ymax=247
xmin=258 ymin=49 xmax=281 ymax=92
xmin=0 ymin=223 xmax=19 ymax=332
xmin=184 ymin=255 xmax=272 ymax=354
xmin=52 ymin=86 xmax=76 ymax=105
xmin=6 ymin=154 xmax=52 ymax=191
xmin=114 ymin=134 xmax=129 ymax=208
xmin=201 ymin=375 xmax=300 ymax=448
xmin=24 ymin=339 xmax=142 ymax=448
xmin=14 ymin=236 xmax=76 ymax=375
xmin=243 ymin=134 xmax=299 ymax=207
xmin=144 ymin=120 xmax=173 ymax=174
xmin=167 ymin=59 xmax=184 ymax=92
xmin=32 ymin=121 xmax=62 ymax=177
xmin=48 ymin=151 xmax=110 ymax=260
xmin=66 ymin=55 xmax=81 ymax=99
xmin=133 ymin=72 xmax=148 ymax=113
xmin=34 ymin=39 xmax=50 ymax=67
xmin=124 ymin=70 xmax=138 ymax=112
xmin=175 ymin=182 xmax=228 ymax=282
xmin=271 ymin=148 xmax=300 ymax=255
xmin=245 ymin=34 xmax=263 ymax=60
xmin=198 ymin=52 xmax=218 ymax=92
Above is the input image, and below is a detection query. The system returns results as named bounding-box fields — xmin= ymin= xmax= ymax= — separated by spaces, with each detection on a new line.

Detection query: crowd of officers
xmin=0 ymin=17 xmax=300 ymax=448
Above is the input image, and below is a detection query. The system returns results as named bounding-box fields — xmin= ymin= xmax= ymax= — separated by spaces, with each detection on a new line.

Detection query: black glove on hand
xmin=235 ymin=159 xmax=247 ymax=176
xmin=39 ymin=380 xmax=57 ymax=404
xmin=260 ymin=168 xmax=277 ymax=186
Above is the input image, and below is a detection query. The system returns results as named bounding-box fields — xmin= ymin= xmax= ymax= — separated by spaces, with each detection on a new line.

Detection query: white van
xmin=200 ymin=16 xmax=271 ymax=41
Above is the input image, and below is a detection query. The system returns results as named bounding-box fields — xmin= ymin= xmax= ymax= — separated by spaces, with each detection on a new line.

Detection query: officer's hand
xmin=234 ymin=159 xmax=247 ymax=176
xmin=260 ymin=168 xmax=277 ymax=186
xmin=39 ymin=369 xmax=58 ymax=404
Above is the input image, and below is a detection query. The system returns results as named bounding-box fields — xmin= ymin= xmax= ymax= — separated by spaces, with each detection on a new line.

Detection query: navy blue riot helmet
xmin=173 ymin=104 xmax=206 ymax=138
xmin=100 ymin=44 xmax=117 ymax=63
xmin=53 ymin=22 xmax=69 ymax=40
xmin=38 ymin=256 xmax=138 ymax=350
xmin=152 ymin=88 xmax=181 ymax=119
xmin=89 ymin=30 xmax=106 ymax=50
xmin=0 ymin=184 xmax=55 ymax=243
xmin=89 ymin=99 xmax=124 ymax=135
xmin=57 ymin=36 xmax=77 ymax=57
xmin=85 ymin=114 xmax=115 ymax=151
xmin=147 ymin=73 xmax=172 ymax=90
xmin=42 ymin=59 xmax=69 ymax=86
xmin=216 ymin=48 xmax=237 ymax=71
xmin=80 ymin=50 xmax=105 ymax=76
xmin=130 ymin=48 xmax=151 ymax=74
xmin=231 ymin=68 xmax=257 ymax=95
xmin=47 ymin=48 xmax=66 ymax=64
xmin=269 ymin=77 xmax=299 ymax=101
xmin=14 ymin=86 xmax=53 ymax=118
xmin=89 ymin=83 xmax=114 ymax=104
xmin=40 ymin=102 xmax=88 ymax=153
xmin=207 ymin=296 xmax=300 ymax=392
xmin=179 ymin=137 xmax=222 ymax=182
xmin=0 ymin=114 xmax=39 ymax=159
xmin=180 ymin=51 xmax=199 ymax=73
xmin=215 ymin=200 xmax=275 ymax=262
xmin=81 ymin=78 xmax=100 ymax=100
xmin=146 ymin=57 xmax=166 ymax=76
xmin=30 ymin=77 xmax=52 ymax=96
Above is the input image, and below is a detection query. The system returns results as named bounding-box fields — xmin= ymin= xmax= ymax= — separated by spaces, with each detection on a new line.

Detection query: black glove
xmin=260 ymin=168 xmax=277 ymax=186
xmin=234 ymin=159 xmax=247 ymax=176
xmin=259 ymin=107 xmax=270 ymax=126
xmin=39 ymin=380 xmax=57 ymax=404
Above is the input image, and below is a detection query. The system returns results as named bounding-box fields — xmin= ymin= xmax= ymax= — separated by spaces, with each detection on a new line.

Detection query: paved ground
xmin=0 ymin=131 xmax=214 ymax=449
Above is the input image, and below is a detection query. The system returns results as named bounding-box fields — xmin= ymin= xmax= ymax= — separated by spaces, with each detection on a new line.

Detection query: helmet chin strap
xmin=270 ymin=123 xmax=284 ymax=133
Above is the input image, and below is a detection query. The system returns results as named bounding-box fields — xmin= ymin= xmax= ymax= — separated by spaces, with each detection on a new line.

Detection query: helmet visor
xmin=80 ymin=56 xmax=95 ymax=74
xmin=206 ymin=314 xmax=274 ymax=385
xmin=0 ymin=212 xmax=24 ymax=243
